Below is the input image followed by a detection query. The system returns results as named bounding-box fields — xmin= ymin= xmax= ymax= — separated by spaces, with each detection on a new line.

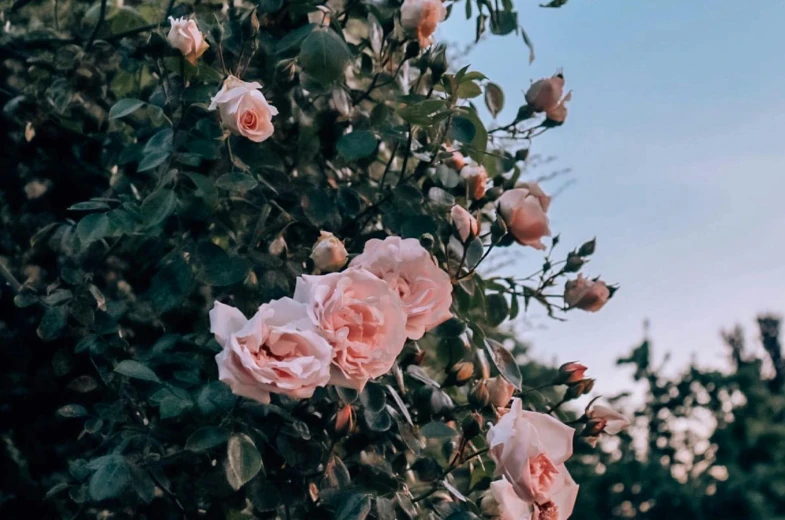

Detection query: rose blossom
xmin=497 ymin=183 xmax=551 ymax=250
xmin=349 ymin=237 xmax=453 ymax=340
xmin=209 ymin=75 xmax=278 ymax=142
xmin=487 ymin=376 xmax=516 ymax=408
xmin=400 ymin=0 xmax=446 ymax=48
xmin=563 ymin=275 xmax=610 ymax=312
xmin=460 ymin=164 xmax=488 ymax=200
xmin=545 ymin=91 xmax=572 ymax=125
xmin=587 ymin=404 xmax=631 ymax=435
xmin=167 ymin=17 xmax=209 ymax=65
xmin=310 ymin=231 xmax=348 ymax=273
xmin=482 ymin=477 xmax=532 ymax=520
xmin=488 ymin=398 xmax=578 ymax=517
xmin=451 ymin=205 xmax=479 ymax=242
xmin=293 ymin=268 xmax=407 ymax=391
xmin=557 ymin=362 xmax=588 ymax=384
xmin=525 ymin=74 xmax=565 ymax=113
xmin=210 ymin=299 xmax=332 ymax=404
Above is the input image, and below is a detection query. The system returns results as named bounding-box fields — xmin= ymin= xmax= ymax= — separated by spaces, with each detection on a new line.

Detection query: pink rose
xmin=310 ymin=231 xmax=348 ymax=273
xmin=525 ymin=74 xmax=565 ymax=113
xmin=400 ymin=0 xmax=446 ymax=48
xmin=460 ymin=164 xmax=488 ymax=200
xmin=545 ymin=91 xmax=572 ymax=125
xmin=488 ymin=398 xmax=578 ymax=517
xmin=210 ymin=299 xmax=332 ymax=404
xmin=557 ymin=362 xmax=588 ymax=384
xmin=451 ymin=205 xmax=479 ymax=242
xmin=209 ymin=75 xmax=278 ymax=142
xmin=483 ymin=477 xmax=532 ymax=520
xmin=167 ymin=17 xmax=209 ymax=65
xmin=293 ymin=268 xmax=407 ymax=391
xmin=487 ymin=376 xmax=516 ymax=408
xmin=587 ymin=404 xmax=630 ymax=435
xmin=350 ymin=237 xmax=453 ymax=340
xmin=564 ymin=275 xmax=610 ymax=312
xmin=498 ymin=184 xmax=551 ymax=250
xmin=534 ymin=473 xmax=579 ymax=520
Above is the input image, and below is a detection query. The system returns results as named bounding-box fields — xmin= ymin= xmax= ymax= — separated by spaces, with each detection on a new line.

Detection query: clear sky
xmin=442 ymin=1 xmax=785 ymax=394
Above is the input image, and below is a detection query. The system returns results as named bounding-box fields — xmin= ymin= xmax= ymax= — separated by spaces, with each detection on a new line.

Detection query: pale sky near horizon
xmin=442 ymin=1 xmax=785 ymax=395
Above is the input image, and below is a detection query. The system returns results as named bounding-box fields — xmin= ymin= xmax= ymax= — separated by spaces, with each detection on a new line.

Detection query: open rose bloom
xmin=167 ymin=17 xmax=209 ymax=65
xmin=485 ymin=477 xmax=532 ymax=520
xmin=293 ymin=268 xmax=407 ymax=391
xmin=210 ymin=299 xmax=332 ymax=404
xmin=209 ymin=76 xmax=278 ymax=142
xmin=350 ymin=237 xmax=453 ymax=340
xmin=488 ymin=399 xmax=579 ymax=519
xmin=498 ymin=183 xmax=552 ymax=250
xmin=400 ymin=0 xmax=447 ymax=48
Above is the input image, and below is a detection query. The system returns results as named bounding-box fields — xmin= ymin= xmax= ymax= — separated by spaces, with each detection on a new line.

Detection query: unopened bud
xmin=444 ymin=361 xmax=474 ymax=387
xmin=486 ymin=376 xmax=515 ymax=408
xmin=577 ymin=238 xmax=596 ymax=257
xmin=565 ymin=378 xmax=595 ymax=400
xmin=419 ymin=233 xmax=435 ymax=251
xmin=557 ymin=362 xmax=587 ymax=384
xmin=468 ymin=380 xmax=491 ymax=409
xmin=485 ymin=186 xmax=504 ymax=202
xmin=333 ymin=405 xmax=355 ymax=435
xmin=564 ymin=252 xmax=584 ymax=273
xmin=461 ymin=413 xmax=483 ymax=440
xmin=515 ymin=148 xmax=530 ymax=162
xmin=310 ymin=231 xmax=348 ymax=273
xmin=582 ymin=417 xmax=608 ymax=437
xmin=405 ymin=41 xmax=420 ymax=59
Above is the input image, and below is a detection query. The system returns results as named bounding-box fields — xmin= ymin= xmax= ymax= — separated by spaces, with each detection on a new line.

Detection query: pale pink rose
xmin=534 ymin=474 xmax=579 ymax=520
xmin=460 ymin=164 xmax=489 ymax=200
xmin=484 ymin=477 xmax=532 ymax=520
xmin=563 ymin=275 xmax=610 ymax=312
xmin=497 ymin=184 xmax=551 ymax=250
xmin=525 ymin=74 xmax=565 ymax=113
xmin=349 ymin=237 xmax=453 ymax=340
xmin=310 ymin=231 xmax=348 ymax=273
xmin=167 ymin=17 xmax=209 ymax=65
xmin=487 ymin=376 xmax=516 ymax=408
xmin=209 ymin=75 xmax=278 ymax=142
xmin=451 ymin=205 xmax=479 ymax=242
xmin=488 ymin=398 xmax=578 ymax=513
xmin=293 ymin=268 xmax=407 ymax=391
xmin=587 ymin=404 xmax=631 ymax=435
xmin=210 ymin=299 xmax=332 ymax=404
xmin=400 ymin=0 xmax=446 ymax=48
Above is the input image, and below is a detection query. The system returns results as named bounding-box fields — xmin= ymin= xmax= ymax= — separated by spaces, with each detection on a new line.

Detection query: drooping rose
xmin=545 ymin=91 xmax=572 ymax=125
xmin=209 ymin=75 xmax=278 ymax=142
xmin=587 ymin=404 xmax=631 ymax=435
xmin=349 ymin=237 xmax=453 ymax=340
xmin=563 ymin=275 xmax=610 ymax=312
xmin=451 ymin=205 xmax=479 ymax=242
xmin=487 ymin=376 xmax=516 ymax=408
xmin=310 ymin=231 xmax=348 ymax=273
xmin=210 ymin=299 xmax=332 ymax=404
xmin=488 ymin=398 xmax=578 ymax=515
xmin=400 ymin=0 xmax=447 ymax=48
xmin=167 ymin=17 xmax=209 ymax=65
xmin=482 ymin=477 xmax=532 ymax=520
xmin=525 ymin=74 xmax=565 ymax=113
xmin=497 ymin=184 xmax=551 ymax=250
xmin=461 ymin=164 xmax=489 ymax=200
xmin=293 ymin=268 xmax=408 ymax=391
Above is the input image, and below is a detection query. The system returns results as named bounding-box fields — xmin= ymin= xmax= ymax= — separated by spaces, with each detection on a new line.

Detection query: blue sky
xmin=442 ymin=1 xmax=785 ymax=394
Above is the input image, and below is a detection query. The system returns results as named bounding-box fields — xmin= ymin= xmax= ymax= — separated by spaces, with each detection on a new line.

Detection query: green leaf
xmin=456 ymin=81 xmax=482 ymax=99
xmin=336 ymin=493 xmax=372 ymax=520
xmin=109 ymin=98 xmax=145 ymax=119
xmin=69 ymin=201 xmax=111 ymax=211
xmin=299 ymin=28 xmax=351 ymax=85
xmin=486 ymin=293 xmax=509 ymax=326
xmin=465 ymin=237 xmax=485 ymax=269
xmin=186 ymin=427 xmax=231 ymax=452
xmin=277 ymin=23 xmax=316 ymax=55
xmin=215 ymin=172 xmax=259 ymax=192
xmin=56 ymin=404 xmax=89 ymax=418
xmin=44 ymin=482 xmax=69 ymax=500
xmin=337 ymin=187 xmax=363 ymax=218
xmin=226 ymin=433 xmax=263 ymax=490
xmin=88 ymin=456 xmax=130 ymax=501
xmin=400 ymin=215 xmax=437 ymax=239
xmin=76 ymin=213 xmax=110 ymax=245
xmin=137 ymin=151 xmax=170 ymax=172
xmin=144 ymin=128 xmax=174 ymax=154
xmin=485 ymin=338 xmax=522 ymax=390
xmin=141 ymin=189 xmax=177 ymax=227
xmin=114 ymin=360 xmax=160 ymax=382
xmin=37 ymin=306 xmax=68 ymax=341
xmin=337 ymin=131 xmax=378 ymax=160
xmin=148 ymin=256 xmax=192 ymax=314
xmin=195 ymin=241 xmax=250 ymax=286
xmin=448 ymin=116 xmax=477 ymax=144
xmin=398 ymin=99 xmax=446 ymax=126
xmin=421 ymin=421 xmax=457 ymax=438
xmin=302 ymin=188 xmax=341 ymax=228
xmin=129 ymin=465 xmax=155 ymax=504
xmin=431 ymin=317 xmax=466 ymax=337
xmin=485 ymin=82 xmax=505 ymax=117
xmin=360 ymin=383 xmax=386 ymax=414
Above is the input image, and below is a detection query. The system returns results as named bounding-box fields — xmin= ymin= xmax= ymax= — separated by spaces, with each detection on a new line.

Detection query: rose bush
xmin=0 ymin=0 xmax=622 ymax=518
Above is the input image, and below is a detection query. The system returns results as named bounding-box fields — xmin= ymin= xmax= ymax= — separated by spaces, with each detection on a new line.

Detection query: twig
xmin=85 ymin=0 xmax=108 ymax=50
xmin=378 ymin=142 xmax=399 ymax=192
xmin=0 ymin=260 xmax=22 ymax=294
xmin=396 ymin=125 xmax=413 ymax=186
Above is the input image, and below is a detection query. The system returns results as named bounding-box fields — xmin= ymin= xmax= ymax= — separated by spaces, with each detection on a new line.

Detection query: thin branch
xmin=0 ymin=260 xmax=22 ymax=294
xmin=85 ymin=0 xmax=108 ymax=50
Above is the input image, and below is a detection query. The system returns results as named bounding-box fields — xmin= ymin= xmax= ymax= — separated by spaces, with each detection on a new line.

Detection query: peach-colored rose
xmin=310 ymin=231 xmax=348 ymax=273
xmin=349 ymin=237 xmax=453 ymax=340
xmin=557 ymin=362 xmax=588 ymax=384
xmin=293 ymin=268 xmax=407 ymax=391
xmin=209 ymin=75 xmax=278 ymax=142
xmin=460 ymin=164 xmax=488 ymax=200
xmin=400 ymin=0 xmax=446 ymax=48
xmin=497 ymin=184 xmax=551 ymax=250
xmin=564 ymin=275 xmax=610 ymax=312
xmin=451 ymin=205 xmax=479 ymax=242
xmin=483 ymin=477 xmax=532 ymax=520
xmin=445 ymin=144 xmax=466 ymax=170
xmin=587 ymin=404 xmax=631 ymax=435
xmin=488 ymin=398 xmax=578 ymax=515
xmin=487 ymin=376 xmax=516 ymax=408
xmin=545 ymin=91 xmax=572 ymax=125
xmin=525 ymin=74 xmax=565 ymax=113
xmin=210 ymin=299 xmax=332 ymax=404
xmin=167 ymin=17 xmax=209 ymax=65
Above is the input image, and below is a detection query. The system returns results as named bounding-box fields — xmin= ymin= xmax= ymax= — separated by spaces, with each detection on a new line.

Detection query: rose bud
xmin=209 ymin=75 xmax=278 ymax=142
xmin=544 ymin=90 xmax=572 ymax=126
xmin=564 ymin=252 xmax=585 ymax=273
xmin=486 ymin=376 xmax=515 ymax=408
xmin=444 ymin=361 xmax=474 ymax=387
xmin=333 ymin=404 xmax=355 ymax=435
xmin=587 ymin=404 xmax=631 ymax=435
xmin=557 ymin=361 xmax=587 ymax=384
xmin=497 ymin=183 xmax=551 ymax=250
xmin=310 ymin=231 xmax=348 ymax=273
xmin=167 ymin=17 xmax=210 ymax=65
xmin=564 ymin=274 xmax=611 ymax=312
xmin=468 ymin=380 xmax=491 ymax=409
xmin=578 ymin=237 xmax=597 ymax=257
xmin=582 ymin=417 xmax=608 ymax=438
xmin=450 ymin=205 xmax=479 ymax=243
xmin=525 ymin=73 xmax=565 ymax=113
xmin=400 ymin=0 xmax=447 ymax=48
xmin=445 ymin=144 xmax=466 ymax=170
xmin=565 ymin=378 xmax=595 ymax=400
xmin=461 ymin=412 xmax=483 ymax=440
xmin=460 ymin=164 xmax=488 ymax=200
